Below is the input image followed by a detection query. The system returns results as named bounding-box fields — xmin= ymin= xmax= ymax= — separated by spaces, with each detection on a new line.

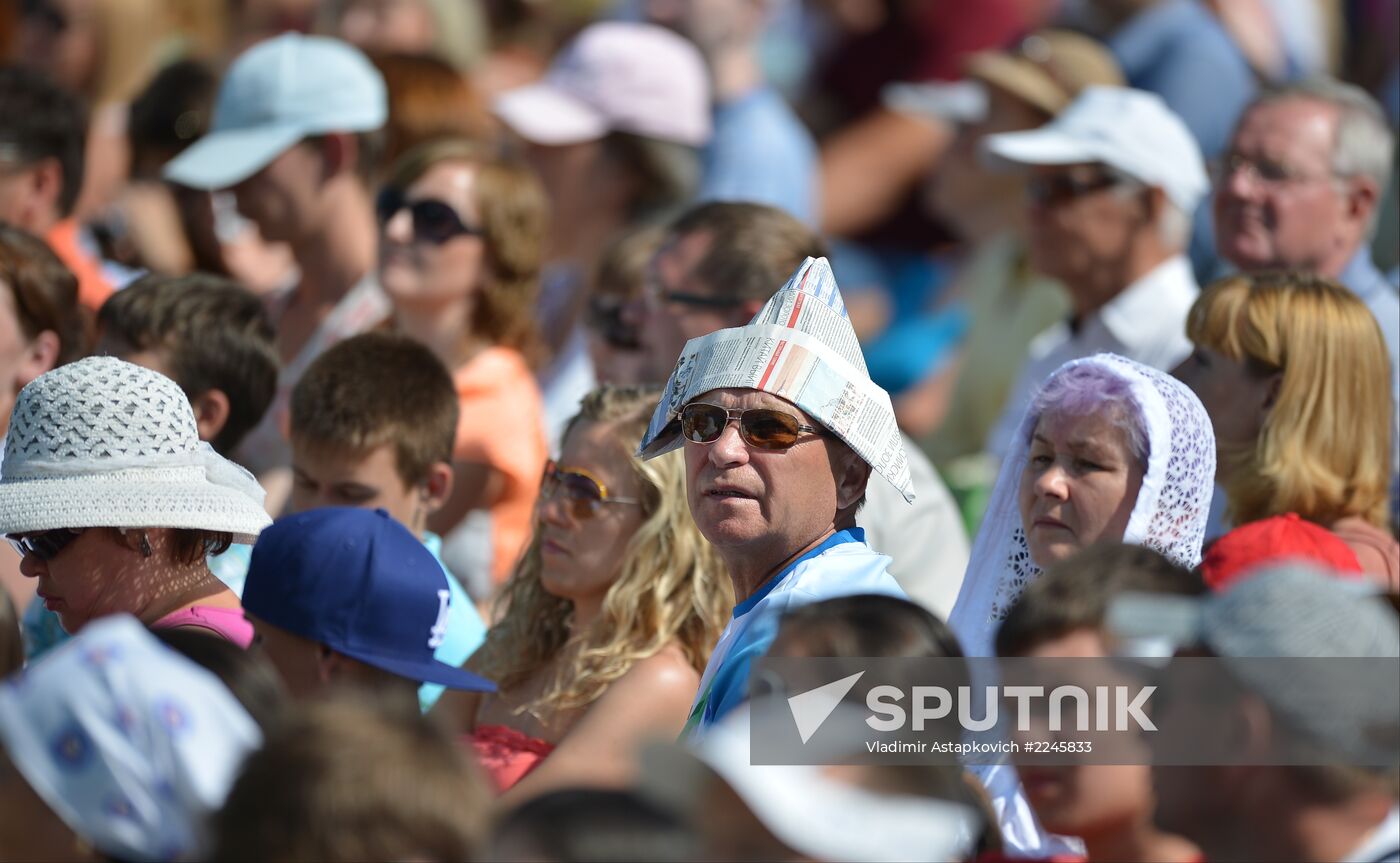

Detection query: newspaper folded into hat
xmin=638 ymin=256 xmax=915 ymax=503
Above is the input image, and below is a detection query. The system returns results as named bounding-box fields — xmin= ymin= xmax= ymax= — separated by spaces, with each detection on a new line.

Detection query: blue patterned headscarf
xmin=0 ymin=616 xmax=261 ymax=861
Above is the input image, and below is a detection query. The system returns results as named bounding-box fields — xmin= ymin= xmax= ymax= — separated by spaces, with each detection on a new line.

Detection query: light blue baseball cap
xmin=164 ymin=33 xmax=387 ymax=190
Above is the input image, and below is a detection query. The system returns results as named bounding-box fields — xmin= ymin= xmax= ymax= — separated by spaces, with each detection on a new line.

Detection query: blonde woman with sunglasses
xmin=447 ymin=386 xmax=731 ymax=798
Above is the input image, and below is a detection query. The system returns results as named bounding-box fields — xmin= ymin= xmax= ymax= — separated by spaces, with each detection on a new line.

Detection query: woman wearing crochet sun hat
xmin=0 ymin=357 xmax=272 ymax=646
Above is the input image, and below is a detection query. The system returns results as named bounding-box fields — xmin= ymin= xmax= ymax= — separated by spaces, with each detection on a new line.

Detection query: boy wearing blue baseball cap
xmin=241 ymin=507 xmax=494 ymax=709
xmin=288 ymin=332 xmax=488 ymax=713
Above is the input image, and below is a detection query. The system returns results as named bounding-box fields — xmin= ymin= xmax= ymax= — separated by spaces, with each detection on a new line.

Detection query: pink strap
xmin=153 ymin=606 xmax=255 ymax=649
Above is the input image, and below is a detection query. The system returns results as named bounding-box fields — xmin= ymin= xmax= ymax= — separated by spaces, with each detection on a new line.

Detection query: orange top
xmin=45 ymin=219 xmax=113 ymax=311
xmin=454 ymin=347 xmax=547 ymax=584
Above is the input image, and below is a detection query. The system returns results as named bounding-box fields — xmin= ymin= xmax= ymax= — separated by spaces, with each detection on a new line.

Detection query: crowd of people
xmin=0 ymin=0 xmax=1397 ymax=860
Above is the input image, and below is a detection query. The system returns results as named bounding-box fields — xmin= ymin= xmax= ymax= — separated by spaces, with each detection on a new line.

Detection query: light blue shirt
xmin=1109 ymin=0 xmax=1254 ymax=161
xmin=207 ymin=541 xmax=252 ymax=596
xmin=699 ymin=86 xmax=818 ymax=226
xmin=1109 ymin=0 xmax=1255 ymax=280
xmin=1339 ymin=248 xmax=1400 ymax=525
xmin=1340 ymin=248 xmax=1400 ymax=382
xmin=418 ymin=532 xmax=487 ymax=712
xmin=684 ymin=528 xmax=905 ymax=737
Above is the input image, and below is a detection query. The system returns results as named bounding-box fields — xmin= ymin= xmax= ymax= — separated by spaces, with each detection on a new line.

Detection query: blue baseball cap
xmin=242 ymin=507 xmax=495 ymax=692
xmin=164 ymin=33 xmax=387 ymax=190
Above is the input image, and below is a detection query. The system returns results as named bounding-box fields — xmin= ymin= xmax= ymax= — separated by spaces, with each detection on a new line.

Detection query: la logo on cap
xmin=427 ymin=589 xmax=450 ymax=650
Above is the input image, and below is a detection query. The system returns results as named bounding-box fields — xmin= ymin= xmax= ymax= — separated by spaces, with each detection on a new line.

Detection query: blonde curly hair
xmin=470 ymin=385 xmax=732 ymax=720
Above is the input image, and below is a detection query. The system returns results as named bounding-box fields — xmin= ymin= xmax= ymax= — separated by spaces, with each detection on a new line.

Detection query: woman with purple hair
xmin=947 ymin=352 xmax=1215 ymax=856
xmin=950 ymin=353 xmax=1216 ymax=656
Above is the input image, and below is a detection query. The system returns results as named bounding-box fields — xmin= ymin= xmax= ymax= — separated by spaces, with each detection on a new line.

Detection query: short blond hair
xmin=1186 ymin=272 xmax=1394 ymax=528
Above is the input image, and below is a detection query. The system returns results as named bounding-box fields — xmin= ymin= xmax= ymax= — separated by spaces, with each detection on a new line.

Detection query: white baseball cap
xmin=164 ymin=33 xmax=387 ymax=190
xmin=983 ymin=85 xmax=1209 ymax=212
xmin=494 ymin=21 xmax=711 ymax=148
xmin=638 ymin=706 xmax=979 ymax=862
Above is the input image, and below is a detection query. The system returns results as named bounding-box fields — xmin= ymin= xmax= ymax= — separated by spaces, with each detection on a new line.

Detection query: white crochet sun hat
xmin=0 ymin=357 xmax=272 ymax=541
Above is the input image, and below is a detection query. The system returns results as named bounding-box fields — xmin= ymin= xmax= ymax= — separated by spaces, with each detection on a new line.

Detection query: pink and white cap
xmin=494 ymin=21 xmax=712 ymax=147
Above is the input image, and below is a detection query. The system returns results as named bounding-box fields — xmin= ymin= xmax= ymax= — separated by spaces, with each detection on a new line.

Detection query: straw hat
xmin=0 ymin=356 xmax=272 ymax=541
xmin=965 ymin=30 xmax=1124 ymax=116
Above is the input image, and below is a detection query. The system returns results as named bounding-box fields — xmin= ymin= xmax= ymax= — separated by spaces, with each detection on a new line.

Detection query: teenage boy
xmin=287 ymin=332 xmax=488 ymax=711
xmin=242 ymin=507 xmax=495 ymax=713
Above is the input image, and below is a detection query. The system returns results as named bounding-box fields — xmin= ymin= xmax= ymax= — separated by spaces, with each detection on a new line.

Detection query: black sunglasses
xmin=1026 ymin=171 xmax=1129 ymax=207
xmin=7 ymin=528 xmax=86 ymax=562
xmin=655 ymin=290 xmax=748 ymax=309
xmin=587 ymin=298 xmax=642 ymax=350
xmin=376 ymin=188 xmax=482 ymax=245
xmin=680 ymin=404 xmax=825 ymax=451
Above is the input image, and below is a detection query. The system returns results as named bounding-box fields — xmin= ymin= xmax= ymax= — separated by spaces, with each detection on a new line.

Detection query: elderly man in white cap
xmin=982 ymin=86 xmax=1209 ymax=460
xmin=639 ymin=256 xmax=912 ymax=736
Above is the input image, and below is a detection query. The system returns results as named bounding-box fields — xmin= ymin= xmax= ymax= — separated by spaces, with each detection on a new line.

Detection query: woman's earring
xmin=138 ymin=532 xmax=152 ymax=558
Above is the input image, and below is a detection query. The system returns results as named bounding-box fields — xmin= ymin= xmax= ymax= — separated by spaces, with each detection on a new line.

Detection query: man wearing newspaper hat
xmin=639 ymin=256 xmax=912 ymax=736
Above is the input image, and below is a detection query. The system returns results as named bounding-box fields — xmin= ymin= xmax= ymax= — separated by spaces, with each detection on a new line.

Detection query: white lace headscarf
xmin=949 ymin=353 xmax=1215 ymax=657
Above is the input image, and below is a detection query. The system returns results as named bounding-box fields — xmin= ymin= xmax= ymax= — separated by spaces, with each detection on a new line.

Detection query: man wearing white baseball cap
xmin=980 ymin=86 xmax=1209 ymax=460
xmin=493 ymin=21 xmax=712 ymax=452
xmin=164 ymin=34 xmax=392 ymax=497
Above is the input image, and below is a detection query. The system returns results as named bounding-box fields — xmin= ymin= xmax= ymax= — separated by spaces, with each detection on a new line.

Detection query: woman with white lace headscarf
xmin=950 ymin=353 xmax=1215 ymax=655
xmin=947 ymin=352 xmax=1215 ymax=856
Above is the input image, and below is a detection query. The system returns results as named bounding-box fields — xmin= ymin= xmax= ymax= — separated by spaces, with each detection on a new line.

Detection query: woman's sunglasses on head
xmin=539 ymin=461 xmax=641 ymax=520
xmin=679 ymin=404 xmax=825 ymax=451
xmin=376 ymin=188 xmax=482 ymax=245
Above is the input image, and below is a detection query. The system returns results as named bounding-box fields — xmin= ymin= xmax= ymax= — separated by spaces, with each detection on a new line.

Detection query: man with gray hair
xmin=981 ymin=86 xmax=1209 ymax=459
xmin=1214 ymin=78 xmax=1400 ymax=392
